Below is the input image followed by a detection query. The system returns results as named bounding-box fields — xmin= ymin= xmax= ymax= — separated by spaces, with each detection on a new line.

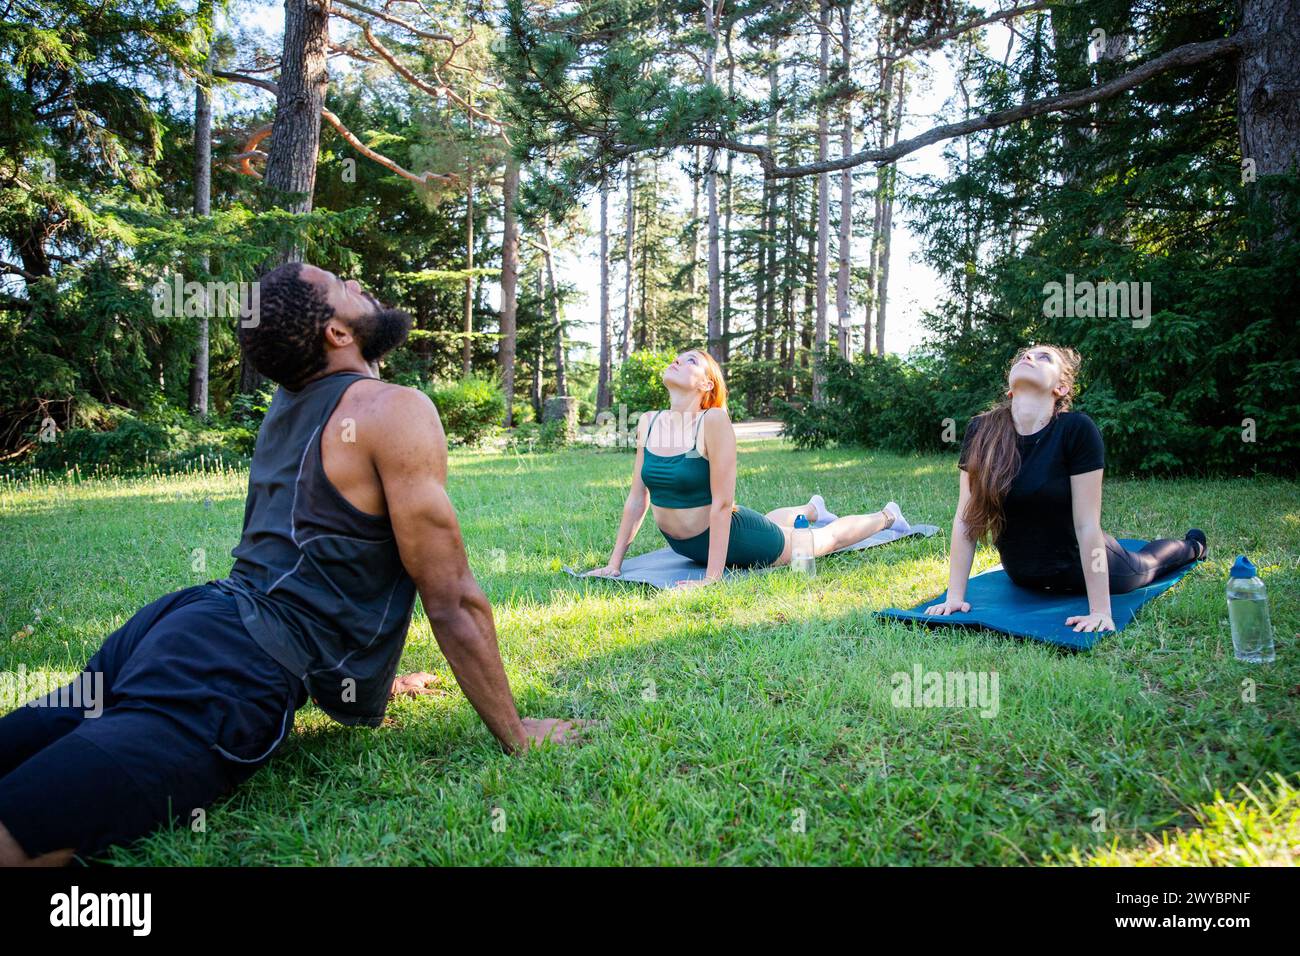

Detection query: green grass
xmin=1 ymin=440 xmax=1297 ymax=865
xmin=1075 ymin=774 xmax=1299 ymax=866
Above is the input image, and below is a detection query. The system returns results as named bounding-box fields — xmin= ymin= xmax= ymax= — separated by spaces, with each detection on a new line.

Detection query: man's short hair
xmin=238 ymin=262 xmax=333 ymax=389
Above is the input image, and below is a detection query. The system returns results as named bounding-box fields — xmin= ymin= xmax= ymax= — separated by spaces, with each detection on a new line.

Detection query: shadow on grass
xmin=101 ymin=548 xmax=1298 ymax=866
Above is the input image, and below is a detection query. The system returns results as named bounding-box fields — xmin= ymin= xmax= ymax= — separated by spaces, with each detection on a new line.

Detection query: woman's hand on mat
xmin=924 ymin=598 xmax=971 ymax=616
xmin=1065 ymin=611 xmax=1115 ymax=633
xmin=520 ymin=717 xmax=593 ymax=749
xmin=673 ymin=576 xmax=720 ymax=591
xmin=586 ymin=563 xmax=622 ymax=578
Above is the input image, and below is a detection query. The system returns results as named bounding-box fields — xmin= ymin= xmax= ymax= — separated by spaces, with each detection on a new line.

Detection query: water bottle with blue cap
xmin=791 ymin=514 xmax=815 ymax=577
xmin=1227 ymin=555 xmax=1274 ymax=663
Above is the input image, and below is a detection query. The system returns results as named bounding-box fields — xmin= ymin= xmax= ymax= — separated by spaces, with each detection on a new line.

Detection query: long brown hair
xmin=962 ymin=344 xmax=1082 ymax=542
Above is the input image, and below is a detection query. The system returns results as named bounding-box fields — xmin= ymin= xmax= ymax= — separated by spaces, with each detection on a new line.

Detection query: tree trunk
xmin=638 ymin=162 xmax=651 ymax=349
xmin=803 ymin=184 xmax=816 ymax=379
xmin=532 ymin=268 xmax=544 ymax=417
xmin=541 ymin=221 xmax=566 ymax=397
xmin=782 ymin=177 xmax=797 ymax=396
xmin=813 ymin=0 xmax=830 ymax=400
xmin=499 ymin=156 xmax=519 ymax=426
xmin=689 ymin=144 xmax=701 ymax=329
xmin=597 ymin=176 xmax=612 ymax=412
xmin=621 ymin=158 xmax=635 ymax=361
xmin=755 ymin=170 xmax=769 ymax=363
xmin=763 ymin=46 xmax=780 ymax=369
xmin=462 ymin=99 xmax=475 ymax=375
xmin=721 ymin=28 xmax=735 ymax=365
xmin=721 ymin=150 xmax=734 ymax=365
xmin=836 ymin=1 xmax=853 ymax=360
xmin=241 ymin=0 xmax=329 ymax=393
xmin=1239 ymin=0 xmax=1300 ymax=242
xmin=875 ymin=67 xmax=905 ymax=356
xmin=647 ymin=159 xmax=660 ymax=349
xmin=704 ymin=0 xmax=722 ymax=360
xmin=189 ymin=4 xmax=213 ymax=417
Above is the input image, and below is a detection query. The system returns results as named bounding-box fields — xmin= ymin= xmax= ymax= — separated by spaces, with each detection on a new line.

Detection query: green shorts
xmin=662 ymin=506 xmax=787 ymax=569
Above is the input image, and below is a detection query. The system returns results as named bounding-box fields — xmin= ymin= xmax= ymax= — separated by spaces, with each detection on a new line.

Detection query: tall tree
xmin=813 ymin=0 xmax=830 ymax=399
xmin=597 ymin=173 xmax=612 ymax=411
xmin=1239 ymin=0 xmax=1300 ymax=241
xmin=621 ymin=157 xmax=635 ymax=362
xmin=240 ymin=0 xmax=330 ymax=393
xmin=703 ymin=0 xmax=722 ymax=360
xmin=539 ymin=219 xmax=567 ymax=397
xmin=189 ymin=0 xmax=215 ymax=416
xmin=500 ymin=155 xmax=520 ymax=425
xmin=875 ymin=66 xmax=905 ymax=355
xmin=835 ymin=0 xmax=853 ymax=359
xmin=721 ymin=26 xmax=736 ymax=365
xmin=462 ymin=92 xmax=475 ymax=374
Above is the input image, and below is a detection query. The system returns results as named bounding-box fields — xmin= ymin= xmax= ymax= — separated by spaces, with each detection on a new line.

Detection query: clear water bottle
xmin=1227 ymin=555 xmax=1274 ymax=663
xmin=791 ymin=514 xmax=816 ymax=576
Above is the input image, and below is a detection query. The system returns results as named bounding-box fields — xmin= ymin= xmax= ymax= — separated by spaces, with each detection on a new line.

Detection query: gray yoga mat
xmin=564 ymin=520 xmax=941 ymax=589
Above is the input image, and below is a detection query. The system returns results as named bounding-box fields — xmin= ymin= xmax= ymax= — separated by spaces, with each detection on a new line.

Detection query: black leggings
xmin=1005 ymin=533 xmax=1200 ymax=596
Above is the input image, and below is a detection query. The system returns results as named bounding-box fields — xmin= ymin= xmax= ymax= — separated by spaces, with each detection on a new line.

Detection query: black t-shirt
xmin=958 ymin=411 xmax=1105 ymax=578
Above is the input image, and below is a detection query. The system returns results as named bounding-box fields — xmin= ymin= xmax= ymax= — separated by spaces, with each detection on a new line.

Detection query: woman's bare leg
xmin=765 ymin=501 xmax=818 ymax=528
xmin=811 ymin=510 xmax=892 ymax=556
xmin=771 ymin=508 xmax=894 ymax=566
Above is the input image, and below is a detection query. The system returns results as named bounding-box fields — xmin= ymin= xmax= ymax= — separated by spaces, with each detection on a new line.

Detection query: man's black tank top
xmin=215 ymin=371 xmax=417 ymax=726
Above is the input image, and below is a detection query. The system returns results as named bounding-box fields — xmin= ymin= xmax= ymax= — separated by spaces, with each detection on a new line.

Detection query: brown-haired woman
xmin=926 ymin=345 xmax=1206 ymax=633
xmin=587 ymin=349 xmax=910 ymax=590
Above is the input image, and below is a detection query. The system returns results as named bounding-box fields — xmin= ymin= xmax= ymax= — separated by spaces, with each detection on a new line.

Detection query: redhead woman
xmin=587 ymin=349 xmax=911 ymax=590
xmin=927 ymin=345 xmax=1207 ymax=633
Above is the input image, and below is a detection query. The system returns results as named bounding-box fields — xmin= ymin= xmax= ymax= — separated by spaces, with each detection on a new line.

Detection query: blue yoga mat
xmin=876 ymin=538 xmax=1199 ymax=650
xmin=566 ymin=520 xmax=940 ymax=590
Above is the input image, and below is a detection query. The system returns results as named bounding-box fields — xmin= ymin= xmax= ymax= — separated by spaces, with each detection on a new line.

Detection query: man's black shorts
xmin=0 ymin=583 xmax=305 ymax=860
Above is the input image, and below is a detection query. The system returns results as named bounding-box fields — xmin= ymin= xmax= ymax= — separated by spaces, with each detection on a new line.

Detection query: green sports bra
xmin=641 ymin=409 xmax=713 ymax=508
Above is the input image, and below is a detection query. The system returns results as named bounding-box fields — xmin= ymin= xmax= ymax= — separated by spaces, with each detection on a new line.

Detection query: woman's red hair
xmin=692 ymin=350 xmax=729 ymax=411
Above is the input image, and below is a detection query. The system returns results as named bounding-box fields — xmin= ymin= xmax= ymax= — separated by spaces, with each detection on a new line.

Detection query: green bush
xmin=511 ymin=400 xmax=535 ymax=425
xmin=539 ymin=417 xmax=574 ymax=450
xmin=227 ymin=386 xmax=277 ymax=433
xmin=778 ymin=352 xmax=956 ymax=454
xmin=25 ymin=406 xmax=251 ymax=474
xmin=613 ymin=349 xmax=674 ymax=413
xmin=504 ymin=417 xmax=576 ymax=454
xmin=426 ymin=373 xmax=506 ymax=446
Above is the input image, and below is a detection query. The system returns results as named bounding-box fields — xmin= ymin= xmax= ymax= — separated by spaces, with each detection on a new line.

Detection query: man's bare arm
xmin=366 ymin=387 xmax=538 ymax=751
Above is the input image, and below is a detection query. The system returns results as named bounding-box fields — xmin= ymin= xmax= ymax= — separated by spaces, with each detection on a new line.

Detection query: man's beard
xmin=352 ymin=307 xmax=413 ymax=362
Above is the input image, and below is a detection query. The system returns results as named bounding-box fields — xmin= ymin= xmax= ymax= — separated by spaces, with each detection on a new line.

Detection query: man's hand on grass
xmin=520 ymin=717 xmax=593 ymax=750
xmin=389 ymin=671 xmax=443 ymax=699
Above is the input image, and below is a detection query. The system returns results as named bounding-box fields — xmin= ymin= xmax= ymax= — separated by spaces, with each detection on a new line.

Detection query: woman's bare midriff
xmin=652 ymin=503 xmax=712 ymax=540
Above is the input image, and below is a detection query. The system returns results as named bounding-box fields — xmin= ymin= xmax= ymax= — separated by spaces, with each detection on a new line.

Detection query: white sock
xmin=809 ymin=494 xmax=837 ymax=524
xmin=883 ymin=501 xmax=911 ymax=534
